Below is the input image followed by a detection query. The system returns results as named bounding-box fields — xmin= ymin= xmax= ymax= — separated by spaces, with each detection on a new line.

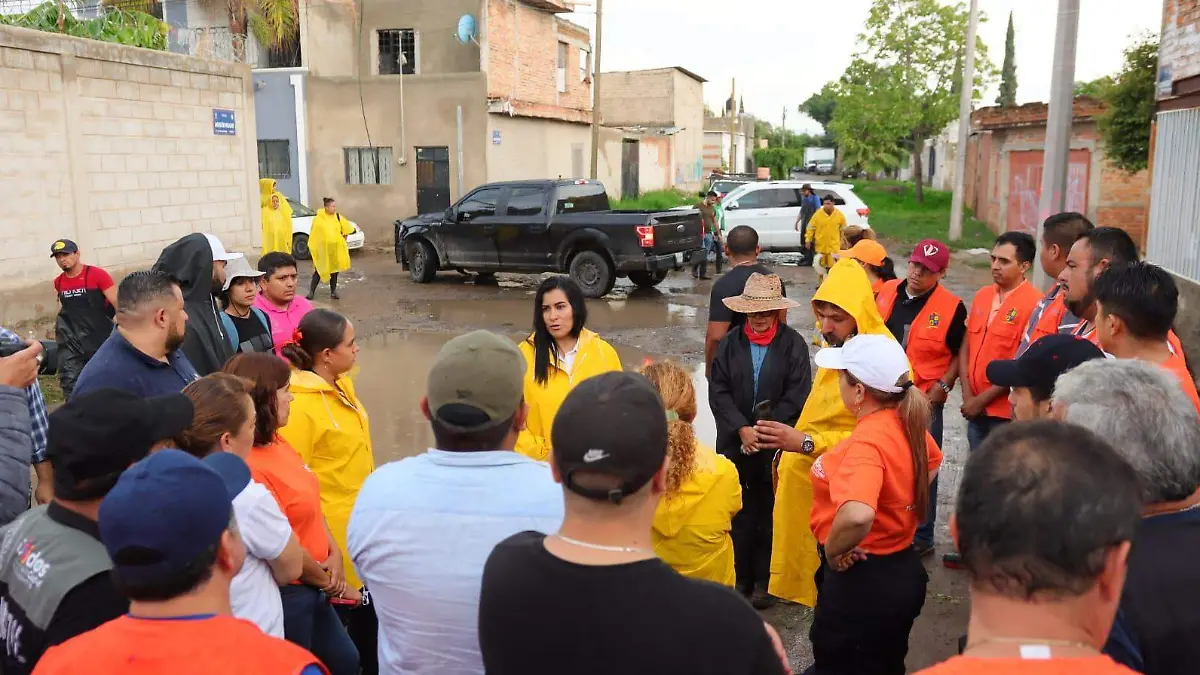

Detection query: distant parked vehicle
xmin=719 ymin=180 xmax=871 ymax=251
xmin=814 ymin=160 xmax=836 ymax=176
xmin=394 ymin=179 xmax=704 ymax=298
xmin=288 ymin=198 xmax=366 ymax=261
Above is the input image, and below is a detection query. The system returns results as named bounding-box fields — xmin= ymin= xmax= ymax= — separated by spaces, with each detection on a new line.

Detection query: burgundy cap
xmin=909 ymin=239 xmax=951 ymax=274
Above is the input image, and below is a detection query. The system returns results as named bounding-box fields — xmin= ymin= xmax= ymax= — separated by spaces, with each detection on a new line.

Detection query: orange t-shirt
xmin=34 ymin=615 xmax=326 ymax=674
xmin=248 ymin=436 xmax=331 ymax=564
xmin=1160 ymin=352 xmax=1200 ymax=417
xmin=809 ymin=408 xmax=944 ymax=555
xmin=916 ymin=654 xmax=1139 ymax=674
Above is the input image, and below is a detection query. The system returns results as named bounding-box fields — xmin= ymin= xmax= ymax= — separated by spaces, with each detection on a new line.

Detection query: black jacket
xmin=152 ymin=234 xmax=234 ymax=376
xmin=709 ymin=324 xmax=812 ymax=460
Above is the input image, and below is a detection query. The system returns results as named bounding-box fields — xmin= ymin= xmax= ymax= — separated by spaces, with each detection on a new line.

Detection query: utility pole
xmin=1035 ymin=0 xmax=1080 ymax=289
xmin=728 ymin=79 xmax=737 ymax=172
xmin=948 ymin=0 xmax=979 ymax=241
xmin=588 ymin=0 xmax=604 ymax=179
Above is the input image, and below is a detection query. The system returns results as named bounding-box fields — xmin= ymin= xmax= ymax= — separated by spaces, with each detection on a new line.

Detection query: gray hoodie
xmin=0 ymin=385 xmax=31 ymax=527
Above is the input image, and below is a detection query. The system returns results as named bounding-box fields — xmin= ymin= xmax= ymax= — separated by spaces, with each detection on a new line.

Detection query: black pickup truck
xmin=394 ymin=179 xmax=704 ymax=298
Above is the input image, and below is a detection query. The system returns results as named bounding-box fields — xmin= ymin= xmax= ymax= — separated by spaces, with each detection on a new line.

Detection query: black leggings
xmin=808 ymin=546 xmax=927 ymax=675
xmin=730 ymin=451 xmax=774 ymax=594
xmin=310 ymin=271 xmax=339 ymax=297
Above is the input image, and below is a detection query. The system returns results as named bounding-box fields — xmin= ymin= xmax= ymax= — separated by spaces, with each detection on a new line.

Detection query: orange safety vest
xmin=1023 ymin=288 xmax=1069 ymax=350
xmin=966 ymin=282 xmax=1042 ymax=419
xmin=1076 ymin=321 xmax=1186 ymax=358
xmin=35 ymin=615 xmax=328 ymax=675
xmin=877 ymin=280 xmax=963 ymax=394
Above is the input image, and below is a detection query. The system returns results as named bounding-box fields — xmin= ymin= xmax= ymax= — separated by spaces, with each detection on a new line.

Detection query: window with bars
xmin=257 ymin=140 xmax=291 ymax=179
xmin=344 ymin=147 xmax=394 ymax=185
xmin=378 ymin=29 xmax=416 ymax=75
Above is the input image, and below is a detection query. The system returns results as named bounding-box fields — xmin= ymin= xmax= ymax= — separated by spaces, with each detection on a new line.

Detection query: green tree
xmin=799 ymin=82 xmax=839 ymax=132
xmin=845 ymin=0 xmax=995 ymax=202
xmin=996 ymin=11 xmax=1017 ymax=106
xmin=1075 ymin=76 xmax=1114 ymax=98
xmin=0 ymin=2 xmax=167 ymax=50
xmin=829 ymin=61 xmax=912 ymax=175
xmin=1098 ymin=35 xmax=1158 ymax=173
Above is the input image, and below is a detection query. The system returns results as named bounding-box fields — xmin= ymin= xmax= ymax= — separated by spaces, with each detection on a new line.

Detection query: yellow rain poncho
xmin=769 ymin=258 xmax=897 ymax=606
xmin=653 ymin=442 xmax=742 ymax=586
xmin=259 ymin=179 xmax=293 ymax=255
xmin=311 ymin=206 xmax=355 ymax=282
xmin=279 ymin=369 xmax=375 ymax=590
xmin=515 ymin=329 xmax=623 ymax=461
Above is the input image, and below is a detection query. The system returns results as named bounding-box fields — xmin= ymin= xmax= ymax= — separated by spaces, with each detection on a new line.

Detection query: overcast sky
xmin=565 ymin=0 xmax=1163 ymax=134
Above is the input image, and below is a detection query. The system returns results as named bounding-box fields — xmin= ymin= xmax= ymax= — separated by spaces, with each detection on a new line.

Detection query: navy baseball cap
xmin=203 ymin=452 xmax=252 ymax=499
xmin=987 ymin=333 xmax=1106 ymax=394
xmin=50 ymin=239 xmax=78 ymax=257
xmin=100 ymin=450 xmax=235 ymax=584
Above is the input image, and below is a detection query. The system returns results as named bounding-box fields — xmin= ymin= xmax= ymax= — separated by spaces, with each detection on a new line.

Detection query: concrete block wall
xmin=1161 ymin=0 xmax=1200 ymax=92
xmin=0 ymin=25 xmax=258 ymax=325
xmin=599 ymin=69 xmax=673 ymax=126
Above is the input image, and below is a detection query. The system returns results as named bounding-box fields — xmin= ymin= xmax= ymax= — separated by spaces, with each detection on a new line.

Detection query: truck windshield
xmin=554 ymin=184 xmax=610 ymax=214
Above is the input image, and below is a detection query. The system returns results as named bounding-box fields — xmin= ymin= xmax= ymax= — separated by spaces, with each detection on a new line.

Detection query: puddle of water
xmin=353 ymin=331 xmax=717 ymax=465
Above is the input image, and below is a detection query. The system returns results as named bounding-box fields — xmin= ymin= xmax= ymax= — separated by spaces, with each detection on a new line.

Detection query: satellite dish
xmin=456 ymin=14 xmax=478 ymax=45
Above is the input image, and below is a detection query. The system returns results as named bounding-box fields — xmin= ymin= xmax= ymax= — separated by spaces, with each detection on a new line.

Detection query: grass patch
xmin=38 ymin=375 xmax=64 ymax=407
xmin=611 ymin=189 xmax=697 ymax=211
xmin=849 ymin=180 xmax=994 ymax=250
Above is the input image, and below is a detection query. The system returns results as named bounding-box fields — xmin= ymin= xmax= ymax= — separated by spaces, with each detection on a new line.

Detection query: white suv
xmin=720 ymin=181 xmax=870 ymax=251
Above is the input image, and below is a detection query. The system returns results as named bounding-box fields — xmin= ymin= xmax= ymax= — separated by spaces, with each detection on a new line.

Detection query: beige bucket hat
xmin=722 ymin=273 xmax=800 ymax=314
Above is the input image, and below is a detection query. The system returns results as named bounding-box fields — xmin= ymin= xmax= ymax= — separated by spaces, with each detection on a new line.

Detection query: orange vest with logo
xmin=966 ymin=282 xmax=1043 ymax=419
xmin=877 ymin=280 xmax=963 ymax=394
xmin=35 ymin=615 xmax=328 ymax=675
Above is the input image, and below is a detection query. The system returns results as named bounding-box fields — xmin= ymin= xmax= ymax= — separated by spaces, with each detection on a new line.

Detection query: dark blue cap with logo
xmin=99 ymin=449 xmax=237 ymax=583
xmin=49 ymin=239 xmax=78 ymax=257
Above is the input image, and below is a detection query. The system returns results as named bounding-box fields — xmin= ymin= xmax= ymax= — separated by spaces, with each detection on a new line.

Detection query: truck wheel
xmin=569 ymin=251 xmax=616 ymax=298
xmin=406 ymin=240 xmax=438 ymax=283
xmin=292 ymin=234 xmax=311 ymax=261
xmin=628 ymin=271 xmax=668 ymax=289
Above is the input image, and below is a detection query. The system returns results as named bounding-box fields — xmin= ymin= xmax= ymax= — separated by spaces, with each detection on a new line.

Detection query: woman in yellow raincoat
xmin=278 ymin=308 xmax=374 ymax=596
xmin=260 ymin=178 xmax=293 ymax=255
xmin=307 ymin=197 xmax=355 ymax=300
xmin=642 ymin=360 xmax=741 ymax=586
xmin=755 ymin=258 xmax=899 ymax=607
xmin=516 ymin=276 xmax=623 ymax=461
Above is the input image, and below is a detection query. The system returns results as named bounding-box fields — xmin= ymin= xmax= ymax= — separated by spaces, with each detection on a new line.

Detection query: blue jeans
xmin=967 ymin=415 xmax=1008 ymax=452
xmin=914 ymin=405 xmax=944 ymax=547
xmin=280 ymin=584 xmax=360 ymax=675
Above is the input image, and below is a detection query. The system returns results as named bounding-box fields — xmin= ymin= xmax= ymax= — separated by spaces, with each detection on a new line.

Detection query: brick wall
xmin=0 ymin=25 xmax=257 ymax=325
xmin=486 ymin=0 xmax=591 ymax=120
xmin=1161 ymin=0 xmax=1200 ymax=93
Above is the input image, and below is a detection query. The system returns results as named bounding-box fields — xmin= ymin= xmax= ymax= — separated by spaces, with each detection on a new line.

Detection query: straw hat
xmin=722 ymin=273 xmax=800 ymax=314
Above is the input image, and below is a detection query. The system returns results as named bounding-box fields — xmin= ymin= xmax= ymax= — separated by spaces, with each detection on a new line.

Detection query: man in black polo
xmin=72 ymin=271 xmax=199 ymax=399
xmin=704 ymin=226 xmax=785 ymax=376
xmin=0 ymin=388 xmax=193 ymax=674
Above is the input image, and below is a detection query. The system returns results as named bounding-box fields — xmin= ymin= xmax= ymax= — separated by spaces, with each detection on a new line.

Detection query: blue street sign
xmin=213 ymin=109 xmax=236 ymax=136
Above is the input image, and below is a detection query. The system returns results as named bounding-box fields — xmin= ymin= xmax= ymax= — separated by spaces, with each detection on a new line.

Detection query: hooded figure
xmin=152 ymin=233 xmax=236 ymax=376
xmin=310 ymin=203 xmax=354 ymax=283
xmin=769 ymin=258 xmax=897 ymax=607
xmin=259 ymin=179 xmax=293 ymax=255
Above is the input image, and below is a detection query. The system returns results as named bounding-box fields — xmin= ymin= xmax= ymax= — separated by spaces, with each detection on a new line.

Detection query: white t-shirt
xmin=230 ymin=480 xmax=292 ymax=637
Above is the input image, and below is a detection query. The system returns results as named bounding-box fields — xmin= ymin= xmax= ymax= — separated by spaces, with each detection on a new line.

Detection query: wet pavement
xmin=315 ymin=246 xmax=993 ymax=672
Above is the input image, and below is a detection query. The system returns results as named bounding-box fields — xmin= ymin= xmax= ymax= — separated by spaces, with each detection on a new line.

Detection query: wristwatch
xmin=801 ymin=435 xmax=815 ymax=454
xmin=937 ymin=380 xmax=953 ymax=394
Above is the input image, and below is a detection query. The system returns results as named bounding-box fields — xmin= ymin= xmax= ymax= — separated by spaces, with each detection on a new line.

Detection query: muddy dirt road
xmin=316 ymin=247 xmax=991 ymax=672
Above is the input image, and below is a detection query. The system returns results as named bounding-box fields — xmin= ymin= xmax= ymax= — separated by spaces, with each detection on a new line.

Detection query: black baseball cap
xmin=551 ymin=372 xmax=668 ymax=504
xmin=48 ymin=388 xmax=194 ymax=500
xmin=987 ymin=334 xmax=1106 ymax=394
xmin=50 ymin=239 xmax=78 ymax=257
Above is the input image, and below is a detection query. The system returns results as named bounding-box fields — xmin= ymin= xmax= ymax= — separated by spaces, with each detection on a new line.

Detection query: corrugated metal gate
xmin=1147 ymin=109 xmax=1200 ymax=280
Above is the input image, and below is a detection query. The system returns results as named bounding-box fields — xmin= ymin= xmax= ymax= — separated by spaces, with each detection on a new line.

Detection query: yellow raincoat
xmin=769 ymin=258 xmax=897 ymax=606
xmin=653 ymin=443 xmax=742 ymax=586
xmin=515 ymin=329 xmax=623 ymax=461
xmin=259 ymin=179 xmax=293 ymax=255
xmin=311 ymin=208 xmax=355 ymax=282
xmin=278 ymin=369 xmax=375 ymax=590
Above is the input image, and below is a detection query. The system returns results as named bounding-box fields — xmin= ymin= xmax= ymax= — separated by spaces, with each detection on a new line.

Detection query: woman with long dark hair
xmin=224 ymin=352 xmax=361 ymax=675
xmin=804 ymin=333 xmax=942 ymax=674
xmin=515 ymin=276 xmax=622 ymax=461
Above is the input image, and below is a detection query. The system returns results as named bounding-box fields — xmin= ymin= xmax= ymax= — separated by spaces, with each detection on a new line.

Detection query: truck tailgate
xmin=647 ymin=210 xmax=703 ymax=254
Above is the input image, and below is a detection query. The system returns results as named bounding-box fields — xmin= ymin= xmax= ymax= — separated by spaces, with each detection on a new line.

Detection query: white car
xmin=720 ymin=180 xmax=870 ymax=251
xmin=288 ymin=198 xmax=366 ymax=261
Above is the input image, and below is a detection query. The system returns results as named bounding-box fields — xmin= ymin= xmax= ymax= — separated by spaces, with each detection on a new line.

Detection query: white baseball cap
xmin=203 ymin=233 xmax=241 ymax=263
xmin=814 ymin=333 xmax=911 ymax=394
